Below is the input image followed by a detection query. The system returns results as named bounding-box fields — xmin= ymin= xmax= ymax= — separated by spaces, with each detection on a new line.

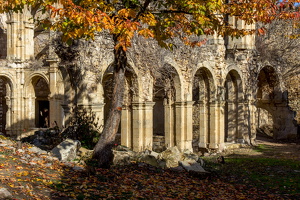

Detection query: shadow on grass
xmin=203 ymin=137 xmax=300 ymax=198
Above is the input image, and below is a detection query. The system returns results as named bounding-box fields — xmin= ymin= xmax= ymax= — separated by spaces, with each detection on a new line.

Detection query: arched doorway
xmin=224 ymin=70 xmax=243 ymax=143
xmin=0 ymin=77 xmax=10 ymax=134
xmin=153 ymin=64 xmax=179 ymax=151
xmin=32 ymin=77 xmax=50 ymax=128
xmin=192 ymin=67 xmax=216 ymax=150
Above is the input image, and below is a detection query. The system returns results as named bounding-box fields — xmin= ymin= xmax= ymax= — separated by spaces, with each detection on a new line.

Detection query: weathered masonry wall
xmin=0 ymin=11 xmax=299 ymax=153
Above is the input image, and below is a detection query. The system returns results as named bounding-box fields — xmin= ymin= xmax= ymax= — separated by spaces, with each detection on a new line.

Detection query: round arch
xmin=256 ymin=66 xmax=280 ymax=100
xmin=163 ymin=58 xmax=185 ymax=101
xmin=222 ymin=65 xmax=245 ymax=92
xmin=192 ymin=66 xmax=217 ymax=150
xmin=0 ymin=75 xmax=14 ymax=135
xmin=224 ymin=69 xmax=244 ymax=143
xmin=24 ymin=74 xmax=50 ymax=128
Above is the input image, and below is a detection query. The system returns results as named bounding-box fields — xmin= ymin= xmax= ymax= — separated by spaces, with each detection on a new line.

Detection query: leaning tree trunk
xmin=93 ymin=42 xmax=127 ymax=168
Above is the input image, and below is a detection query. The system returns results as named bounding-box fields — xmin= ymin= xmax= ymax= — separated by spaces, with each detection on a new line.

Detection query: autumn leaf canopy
xmin=0 ymin=0 xmax=299 ymax=50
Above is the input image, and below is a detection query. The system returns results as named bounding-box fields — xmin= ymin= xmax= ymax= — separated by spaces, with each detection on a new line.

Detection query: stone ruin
xmin=0 ymin=9 xmax=299 ymax=155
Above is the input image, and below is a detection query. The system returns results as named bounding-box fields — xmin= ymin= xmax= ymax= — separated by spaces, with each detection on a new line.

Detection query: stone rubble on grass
xmin=28 ymin=146 xmax=48 ymax=155
xmin=179 ymin=160 xmax=208 ymax=173
xmin=0 ymin=187 xmax=12 ymax=199
xmin=51 ymin=139 xmax=81 ymax=161
xmin=113 ymin=146 xmax=208 ymax=174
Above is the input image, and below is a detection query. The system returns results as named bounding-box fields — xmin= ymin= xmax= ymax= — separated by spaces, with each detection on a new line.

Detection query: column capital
xmin=174 ymin=101 xmax=194 ymax=107
xmin=131 ymin=101 xmax=155 ymax=110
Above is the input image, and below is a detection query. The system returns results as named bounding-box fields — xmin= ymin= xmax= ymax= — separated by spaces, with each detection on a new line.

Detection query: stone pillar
xmin=48 ymin=59 xmax=64 ymax=127
xmin=143 ymin=102 xmax=155 ymax=150
xmin=10 ymin=97 xmax=17 ymax=135
xmin=250 ymin=100 xmax=257 ymax=144
xmin=6 ymin=9 xmax=34 ymax=61
xmin=237 ymin=102 xmax=245 ymax=143
xmin=199 ymin=101 xmax=208 ymax=148
xmin=175 ymin=101 xmax=194 ymax=152
xmin=121 ymin=104 xmax=132 ymax=148
xmin=131 ymin=102 xmax=155 ymax=151
xmin=218 ymin=101 xmax=225 ymax=150
xmin=14 ymin=67 xmax=25 ymax=135
xmin=227 ymin=101 xmax=237 ymax=142
xmin=23 ymin=21 xmax=34 ymax=60
xmin=164 ymin=100 xmax=175 ymax=148
xmin=209 ymin=101 xmax=218 ymax=149
xmin=4 ymin=96 xmax=11 ymax=135
xmin=6 ymin=13 xmax=20 ymax=60
xmin=132 ymin=103 xmax=143 ymax=151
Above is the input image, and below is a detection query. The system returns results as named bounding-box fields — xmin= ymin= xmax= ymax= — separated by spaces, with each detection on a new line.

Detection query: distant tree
xmin=1 ymin=0 xmax=299 ymax=167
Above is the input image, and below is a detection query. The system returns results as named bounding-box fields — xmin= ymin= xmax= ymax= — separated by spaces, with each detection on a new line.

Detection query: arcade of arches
xmin=0 ymin=64 xmax=298 ymax=153
xmin=0 ymin=11 xmax=298 ymax=153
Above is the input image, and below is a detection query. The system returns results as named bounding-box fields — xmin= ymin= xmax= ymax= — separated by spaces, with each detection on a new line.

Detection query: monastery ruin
xmin=0 ymin=10 xmax=299 ymax=152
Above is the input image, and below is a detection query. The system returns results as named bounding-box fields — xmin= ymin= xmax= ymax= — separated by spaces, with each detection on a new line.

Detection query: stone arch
xmin=25 ymin=74 xmax=50 ymax=128
xmin=256 ymin=66 xmax=297 ymax=139
xmin=224 ymin=69 xmax=244 ymax=143
xmin=162 ymin=58 xmax=184 ymax=101
xmin=222 ymin=65 xmax=245 ymax=93
xmin=192 ymin=67 xmax=217 ymax=150
xmin=257 ymin=66 xmax=280 ymax=101
xmin=152 ymin=63 xmax=182 ymax=151
xmin=0 ymin=75 xmax=13 ymax=135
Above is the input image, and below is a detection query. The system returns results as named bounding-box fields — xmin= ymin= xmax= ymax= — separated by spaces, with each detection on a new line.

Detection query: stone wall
xmin=256 ymin=20 xmax=300 ymax=127
xmin=0 ymin=9 xmax=299 ymax=153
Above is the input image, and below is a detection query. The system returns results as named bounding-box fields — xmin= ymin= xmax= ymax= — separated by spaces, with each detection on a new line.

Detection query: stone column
xmin=6 ymin=13 xmax=20 ymax=60
xmin=237 ymin=101 xmax=245 ymax=143
xmin=121 ymin=104 xmax=132 ymax=148
xmin=131 ymin=102 xmax=155 ymax=151
xmin=209 ymin=101 xmax=218 ymax=149
xmin=164 ymin=99 xmax=174 ymax=148
xmin=175 ymin=101 xmax=194 ymax=152
xmin=23 ymin=21 xmax=34 ymax=60
xmin=199 ymin=101 xmax=208 ymax=148
xmin=143 ymin=102 xmax=155 ymax=150
xmin=14 ymin=67 xmax=25 ymax=135
xmin=218 ymin=100 xmax=225 ymax=150
xmin=227 ymin=101 xmax=237 ymax=142
xmin=4 ymin=96 xmax=11 ymax=135
xmin=48 ymin=59 xmax=63 ymax=127
xmin=185 ymin=101 xmax=194 ymax=151
xmin=250 ymin=100 xmax=257 ymax=144
xmin=131 ymin=102 xmax=143 ymax=151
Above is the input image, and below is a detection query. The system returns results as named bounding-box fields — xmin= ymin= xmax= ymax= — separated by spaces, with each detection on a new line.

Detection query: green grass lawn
xmin=203 ymin=156 xmax=300 ymax=196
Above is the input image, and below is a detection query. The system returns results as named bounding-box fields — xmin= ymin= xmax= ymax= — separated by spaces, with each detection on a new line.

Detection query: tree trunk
xmin=93 ymin=43 xmax=127 ymax=168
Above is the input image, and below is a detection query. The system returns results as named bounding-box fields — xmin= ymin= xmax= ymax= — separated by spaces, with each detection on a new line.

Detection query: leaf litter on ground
xmin=0 ymin=136 xmax=299 ymax=199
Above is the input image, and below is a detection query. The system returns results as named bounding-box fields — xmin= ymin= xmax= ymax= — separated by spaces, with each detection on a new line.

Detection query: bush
xmin=61 ymin=106 xmax=102 ymax=149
